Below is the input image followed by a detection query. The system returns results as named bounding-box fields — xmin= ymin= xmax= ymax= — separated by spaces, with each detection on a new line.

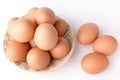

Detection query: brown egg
xmin=34 ymin=23 xmax=58 ymax=50
xmin=81 ymin=52 xmax=109 ymax=74
xmin=6 ymin=40 xmax=30 ymax=62
xmin=77 ymin=23 xmax=99 ymax=45
xmin=24 ymin=7 xmax=38 ymax=26
xmin=50 ymin=37 xmax=70 ymax=59
xmin=9 ymin=18 xmax=36 ymax=43
xmin=34 ymin=7 xmax=56 ymax=25
xmin=93 ymin=35 xmax=118 ymax=56
xmin=7 ymin=17 xmax=18 ymax=35
xmin=55 ymin=16 xmax=60 ymax=21
xmin=54 ymin=18 xmax=69 ymax=36
xmin=7 ymin=17 xmax=18 ymax=27
xmin=29 ymin=38 xmax=37 ymax=48
xmin=26 ymin=47 xmax=50 ymax=70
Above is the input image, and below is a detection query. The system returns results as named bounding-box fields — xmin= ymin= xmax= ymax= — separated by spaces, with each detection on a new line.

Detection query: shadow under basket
xmin=3 ymin=27 xmax=75 ymax=73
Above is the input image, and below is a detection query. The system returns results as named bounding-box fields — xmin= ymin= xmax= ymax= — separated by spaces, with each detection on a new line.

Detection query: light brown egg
xmin=24 ymin=7 xmax=38 ymax=26
xmin=54 ymin=18 xmax=69 ymax=36
xmin=34 ymin=23 xmax=58 ymax=50
xmin=77 ymin=23 xmax=99 ymax=45
xmin=34 ymin=7 xmax=56 ymax=25
xmin=93 ymin=35 xmax=118 ymax=56
xmin=26 ymin=47 xmax=50 ymax=70
xmin=6 ymin=40 xmax=30 ymax=62
xmin=50 ymin=37 xmax=70 ymax=59
xmin=9 ymin=18 xmax=36 ymax=43
xmin=81 ymin=52 xmax=109 ymax=74
xmin=29 ymin=38 xmax=37 ymax=48
xmin=55 ymin=16 xmax=60 ymax=21
xmin=7 ymin=17 xmax=18 ymax=35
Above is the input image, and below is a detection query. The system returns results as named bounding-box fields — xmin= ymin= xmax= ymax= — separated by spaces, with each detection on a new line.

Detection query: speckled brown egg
xmin=93 ymin=35 xmax=118 ymax=56
xmin=6 ymin=40 xmax=30 ymax=62
xmin=54 ymin=18 xmax=69 ymax=36
xmin=26 ymin=47 xmax=50 ymax=70
xmin=8 ymin=18 xmax=36 ymax=43
xmin=34 ymin=7 xmax=56 ymax=25
xmin=50 ymin=37 xmax=70 ymax=59
xmin=81 ymin=52 xmax=109 ymax=74
xmin=77 ymin=23 xmax=99 ymax=45
xmin=34 ymin=23 xmax=58 ymax=50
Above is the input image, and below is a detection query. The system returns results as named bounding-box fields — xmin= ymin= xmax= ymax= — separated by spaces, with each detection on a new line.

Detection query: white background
xmin=0 ymin=0 xmax=120 ymax=80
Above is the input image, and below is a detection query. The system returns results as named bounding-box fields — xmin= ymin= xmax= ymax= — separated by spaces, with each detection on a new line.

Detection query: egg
xmin=77 ymin=23 xmax=99 ymax=45
xmin=24 ymin=7 xmax=38 ymax=26
xmin=7 ymin=17 xmax=18 ymax=27
xmin=50 ymin=37 xmax=70 ymax=59
xmin=29 ymin=38 xmax=37 ymax=48
xmin=34 ymin=23 xmax=58 ymax=50
xmin=93 ymin=35 xmax=118 ymax=56
xmin=8 ymin=18 xmax=36 ymax=43
xmin=81 ymin=52 xmax=109 ymax=74
xmin=55 ymin=16 xmax=60 ymax=21
xmin=26 ymin=47 xmax=50 ymax=70
xmin=54 ymin=18 xmax=69 ymax=36
xmin=7 ymin=17 xmax=18 ymax=35
xmin=6 ymin=40 xmax=30 ymax=62
xmin=34 ymin=7 xmax=56 ymax=25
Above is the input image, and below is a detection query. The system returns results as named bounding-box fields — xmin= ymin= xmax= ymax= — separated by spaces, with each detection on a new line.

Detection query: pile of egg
xmin=5 ymin=7 xmax=71 ymax=71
